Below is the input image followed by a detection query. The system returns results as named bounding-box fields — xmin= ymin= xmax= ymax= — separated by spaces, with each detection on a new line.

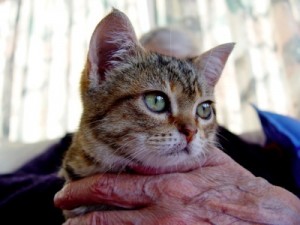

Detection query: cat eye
xmin=197 ymin=101 xmax=213 ymax=120
xmin=144 ymin=92 xmax=168 ymax=113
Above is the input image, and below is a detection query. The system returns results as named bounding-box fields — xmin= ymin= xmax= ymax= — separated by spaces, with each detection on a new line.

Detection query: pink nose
xmin=179 ymin=124 xmax=197 ymax=143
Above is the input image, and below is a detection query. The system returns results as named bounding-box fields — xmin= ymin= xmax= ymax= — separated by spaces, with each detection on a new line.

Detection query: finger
xmin=62 ymin=209 xmax=198 ymax=225
xmin=62 ymin=210 xmax=154 ymax=225
xmin=54 ymin=173 xmax=153 ymax=210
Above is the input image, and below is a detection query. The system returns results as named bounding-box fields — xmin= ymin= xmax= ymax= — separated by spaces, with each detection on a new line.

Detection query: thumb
xmin=54 ymin=173 xmax=152 ymax=210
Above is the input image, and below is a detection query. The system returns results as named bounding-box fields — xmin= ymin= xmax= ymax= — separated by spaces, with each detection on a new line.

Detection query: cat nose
xmin=179 ymin=124 xmax=197 ymax=143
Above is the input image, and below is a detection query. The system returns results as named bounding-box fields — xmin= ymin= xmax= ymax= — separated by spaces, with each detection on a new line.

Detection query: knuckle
xmin=144 ymin=173 xmax=197 ymax=204
xmin=164 ymin=174 xmax=197 ymax=198
xmin=93 ymin=175 xmax=116 ymax=197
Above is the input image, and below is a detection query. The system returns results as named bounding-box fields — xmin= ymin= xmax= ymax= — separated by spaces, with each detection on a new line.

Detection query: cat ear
xmin=194 ymin=43 xmax=235 ymax=87
xmin=87 ymin=8 xmax=139 ymax=86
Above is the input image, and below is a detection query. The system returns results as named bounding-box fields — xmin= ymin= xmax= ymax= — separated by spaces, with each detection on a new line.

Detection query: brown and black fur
xmin=59 ymin=8 xmax=234 ymax=217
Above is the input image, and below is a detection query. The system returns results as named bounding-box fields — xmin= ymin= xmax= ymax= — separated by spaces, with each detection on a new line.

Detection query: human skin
xmin=54 ymin=147 xmax=300 ymax=225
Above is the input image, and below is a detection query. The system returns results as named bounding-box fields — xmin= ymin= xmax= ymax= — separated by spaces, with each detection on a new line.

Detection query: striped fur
xmin=59 ymin=9 xmax=234 ymax=217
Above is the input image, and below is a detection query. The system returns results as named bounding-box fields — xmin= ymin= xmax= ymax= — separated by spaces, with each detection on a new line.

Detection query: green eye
xmin=144 ymin=92 xmax=168 ymax=113
xmin=197 ymin=102 xmax=213 ymax=120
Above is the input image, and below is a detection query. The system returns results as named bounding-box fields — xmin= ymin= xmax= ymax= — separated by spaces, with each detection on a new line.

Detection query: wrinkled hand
xmin=54 ymin=147 xmax=300 ymax=225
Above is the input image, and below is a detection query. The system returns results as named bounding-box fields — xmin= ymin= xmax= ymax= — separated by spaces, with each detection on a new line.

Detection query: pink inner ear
xmin=197 ymin=43 xmax=235 ymax=87
xmin=88 ymin=9 xmax=139 ymax=84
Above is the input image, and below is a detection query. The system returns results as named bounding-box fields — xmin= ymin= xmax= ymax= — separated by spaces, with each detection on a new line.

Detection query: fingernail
xmin=54 ymin=184 xmax=67 ymax=199
xmin=54 ymin=191 xmax=62 ymax=200
xmin=54 ymin=190 xmax=65 ymax=207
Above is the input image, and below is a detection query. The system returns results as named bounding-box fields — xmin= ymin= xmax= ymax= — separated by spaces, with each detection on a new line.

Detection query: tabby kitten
xmin=59 ymin=9 xmax=234 ymax=217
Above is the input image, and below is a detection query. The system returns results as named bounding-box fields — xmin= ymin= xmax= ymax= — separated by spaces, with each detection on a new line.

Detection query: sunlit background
xmin=1 ymin=0 xmax=300 ymax=143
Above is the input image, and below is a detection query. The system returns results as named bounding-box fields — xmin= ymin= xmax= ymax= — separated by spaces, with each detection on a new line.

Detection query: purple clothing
xmin=0 ymin=134 xmax=71 ymax=225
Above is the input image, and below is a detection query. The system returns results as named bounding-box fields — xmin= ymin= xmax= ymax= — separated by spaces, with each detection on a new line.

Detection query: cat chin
xmin=126 ymin=160 xmax=202 ymax=175
xmin=107 ymin=145 xmax=207 ymax=175
xmin=125 ymin=145 xmax=206 ymax=173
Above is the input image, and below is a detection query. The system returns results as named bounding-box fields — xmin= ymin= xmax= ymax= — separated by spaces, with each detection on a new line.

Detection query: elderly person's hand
xmin=54 ymin=147 xmax=300 ymax=225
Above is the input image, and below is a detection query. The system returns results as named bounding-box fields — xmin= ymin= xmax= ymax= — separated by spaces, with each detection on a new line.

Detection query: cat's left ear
xmin=86 ymin=8 xmax=140 ymax=88
xmin=194 ymin=43 xmax=235 ymax=87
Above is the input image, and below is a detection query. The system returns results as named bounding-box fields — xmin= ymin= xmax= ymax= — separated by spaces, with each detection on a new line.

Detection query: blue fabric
xmin=255 ymin=107 xmax=300 ymax=191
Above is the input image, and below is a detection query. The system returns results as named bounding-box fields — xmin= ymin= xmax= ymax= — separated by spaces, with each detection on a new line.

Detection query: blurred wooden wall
xmin=1 ymin=0 xmax=300 ymax=143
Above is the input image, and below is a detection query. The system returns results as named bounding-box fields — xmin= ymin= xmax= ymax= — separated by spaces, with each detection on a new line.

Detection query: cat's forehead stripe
xmin=153 ymin=54 xmax=198 ymax=97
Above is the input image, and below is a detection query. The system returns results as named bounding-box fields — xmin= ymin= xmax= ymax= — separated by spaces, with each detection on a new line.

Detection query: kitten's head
xmin=79 ymin=9 xmax=234 ymax=174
